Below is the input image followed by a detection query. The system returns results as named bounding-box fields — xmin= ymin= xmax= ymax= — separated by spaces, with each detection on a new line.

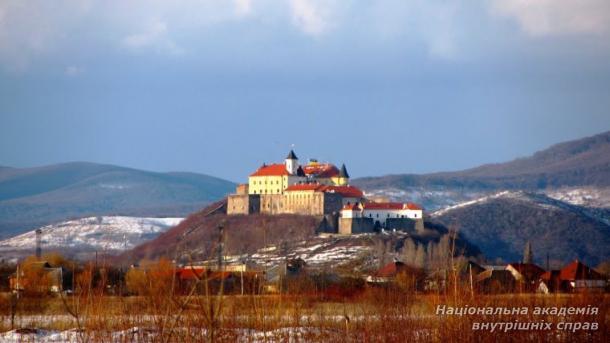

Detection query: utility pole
xmin=35 ymin=229 xmax=42 ymax=259
xmin=217 ymin=224 xmax=224 ymax=272
xmin=469 ymin=263 xmax=474 ymax=297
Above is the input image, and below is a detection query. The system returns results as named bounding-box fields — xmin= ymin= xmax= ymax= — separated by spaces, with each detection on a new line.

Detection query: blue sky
xmin=1 ymin=0 xmax=609 ymax=182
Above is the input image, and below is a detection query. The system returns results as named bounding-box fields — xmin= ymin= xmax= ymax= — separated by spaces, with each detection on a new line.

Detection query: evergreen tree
xmin=523 ymin=241 xmax=533 ymax=264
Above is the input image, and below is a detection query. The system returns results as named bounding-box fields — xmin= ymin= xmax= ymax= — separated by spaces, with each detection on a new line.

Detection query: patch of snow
xmin=431 ymin=191 xmax=515 ymax=217
xmin=0 ymin=216 xmax=183 ymax=253
xmin=544 ymin=187 xmax=610 ymax=208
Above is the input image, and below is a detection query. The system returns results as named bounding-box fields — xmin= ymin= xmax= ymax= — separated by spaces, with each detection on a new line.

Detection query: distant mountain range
xmin=354 ymin=131 xmax=610 ymax=210
xmin=0 ymin=162 xmax=234 ymax=238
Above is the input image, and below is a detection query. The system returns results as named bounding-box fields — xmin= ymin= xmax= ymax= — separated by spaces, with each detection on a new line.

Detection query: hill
xmin=0 ymin=162 xmax=235 ymax=238
xmin=354 ymin=131 xmax=610 ymax=210
xmin=122 ymin=201 xmax=481 ymax=272
xmin=0 ymin=216 xmax=183 ymax=261
xmin=430 ymin=191 xmax=610 ymax=266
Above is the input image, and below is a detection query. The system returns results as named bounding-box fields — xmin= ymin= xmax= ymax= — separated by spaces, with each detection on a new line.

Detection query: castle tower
xmin=285 ymin=150 xmax=299 ymax=175
xmin=336 ymin=163 xmax=350 ymax=185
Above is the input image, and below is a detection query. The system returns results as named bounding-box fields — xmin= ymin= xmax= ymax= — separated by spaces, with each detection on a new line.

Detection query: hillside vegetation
xmin=431 ymin=191 xmax=610 ymax=266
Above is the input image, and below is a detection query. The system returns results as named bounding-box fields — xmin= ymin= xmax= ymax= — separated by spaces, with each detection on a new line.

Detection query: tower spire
xmin=285 ymin=149 xmax=299 ymax=175
xmin=339 ymin=163 xmax=350 ymax=178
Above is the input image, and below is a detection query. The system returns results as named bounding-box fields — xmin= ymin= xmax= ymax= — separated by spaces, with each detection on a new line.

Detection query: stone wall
xmin=339 ymin=217 xmax=375 ymax=235
xmin=317 ymin=213 xmax=339 ymax=233
xmin=385 ymin=218 xmax=419 ymax=232
xmin=229 ymin=191 xmax=359 ymax=218
xmin=227 ymin=194 xmax=260 ymax=215
xmin=259 ymin=194 xmax=285 ymax=215
xmin=322 ymin=193 xmax=344 ymax=215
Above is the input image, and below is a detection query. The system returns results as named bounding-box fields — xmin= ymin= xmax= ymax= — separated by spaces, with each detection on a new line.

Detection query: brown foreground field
xmin=0 ymin=289 xmax=607 ymax=342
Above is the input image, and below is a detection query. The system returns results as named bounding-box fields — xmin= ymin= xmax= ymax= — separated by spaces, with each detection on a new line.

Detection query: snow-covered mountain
xmin=0 ymin=216 xmax=183 ymax=259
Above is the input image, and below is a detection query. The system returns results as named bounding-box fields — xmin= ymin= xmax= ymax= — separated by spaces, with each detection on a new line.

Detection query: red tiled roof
xmin=325 ymin=185 xmax=363 ymax=198
xmin=250 ymin=163 xmax=290 ymax=177
xmin=363 ymin=202 xmax=403 ymax=210
xmin=559 ymin=260 xmax=605 ymax=281
xmin=361 ymin=202 xmax=422 ymax=210
xmin=285 ymin=184 xmax=364 ymax=198
xmin=374 ymin=261 xmax=421 ymax=278
xmin=302 ymin=164 xmax=340 ymax=178
xmin=406 ymin=203 xmax=422 ymax=210
xmin=177 ymin=267 xmax=205 ymax=280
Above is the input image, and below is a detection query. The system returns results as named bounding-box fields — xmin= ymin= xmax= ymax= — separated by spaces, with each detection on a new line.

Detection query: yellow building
xmin=248 ymin=151 xmax=306 ymax=195
xmin=247 ymin=150 xmax=350 ymax=194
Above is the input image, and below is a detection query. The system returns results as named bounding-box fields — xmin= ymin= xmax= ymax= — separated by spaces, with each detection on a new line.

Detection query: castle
xmin=227 ymin=150 xmax=423 ymax=234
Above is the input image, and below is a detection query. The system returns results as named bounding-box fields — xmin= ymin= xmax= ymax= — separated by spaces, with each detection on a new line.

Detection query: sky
xmin=1 ymin=0 xmax=609 ymax=182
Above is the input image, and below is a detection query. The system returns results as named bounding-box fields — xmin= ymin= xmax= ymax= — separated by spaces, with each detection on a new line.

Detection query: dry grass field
xmin=0 ymin=285 xmax=607 ymax=342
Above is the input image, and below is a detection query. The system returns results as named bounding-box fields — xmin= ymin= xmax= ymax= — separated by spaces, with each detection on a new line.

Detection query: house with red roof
xmin=366 ymin=261 xmax=426 ymax=290
xmin=538 ymin=260 xmax=607 ymax=293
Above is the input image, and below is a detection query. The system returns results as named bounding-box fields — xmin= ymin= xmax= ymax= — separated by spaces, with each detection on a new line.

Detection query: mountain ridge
xmin=0 ymin=162 xmax=235 ymax=238
xmin=355 ymin=130 xmax=610 ymax=191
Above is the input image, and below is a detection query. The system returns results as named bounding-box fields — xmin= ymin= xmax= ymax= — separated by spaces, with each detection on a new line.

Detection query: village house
xmin=366 ymin=260 xmax=426 ymax=291
xmin=538 ymin=260 xmax=607 ymax=293
xmin=506 ymin=263 xmax=546 ymax=292
xmin=9 ymin=261 xmax=63 ymax=293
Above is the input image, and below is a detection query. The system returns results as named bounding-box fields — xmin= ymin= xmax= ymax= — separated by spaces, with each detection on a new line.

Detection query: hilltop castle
xmin=227 ymin=150 xmax=423 ymax=234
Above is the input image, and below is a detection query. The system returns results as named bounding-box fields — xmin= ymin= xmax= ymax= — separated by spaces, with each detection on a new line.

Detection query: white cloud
xmin=368 ymin=1 xmax=461 ymax=60
xmin=491 ymin=0 xmax=610 ymax=36
xmin=122 ymin=18 xmax=184 ymax=55
xmin=234 ymin=0 xmax=252 ymax=17
xmin=289 ymin=0 xmax=332 ymax=36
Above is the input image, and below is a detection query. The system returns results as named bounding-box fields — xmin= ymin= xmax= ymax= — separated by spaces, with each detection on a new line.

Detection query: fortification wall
xmin=227 ymin=194 xmax=260 ymax=215
xmin=339 ymin=217 xmax=375 ymax=235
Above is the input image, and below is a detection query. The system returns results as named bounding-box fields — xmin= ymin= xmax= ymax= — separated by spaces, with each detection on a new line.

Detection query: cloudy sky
xmin=1 ymin=0 xmax=609 ymax=182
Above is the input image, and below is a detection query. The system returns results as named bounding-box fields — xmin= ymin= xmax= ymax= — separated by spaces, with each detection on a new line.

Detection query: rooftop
xmin=285 ymin=183 xmax=364 ymax=198
xmin=250 ymin=163 xmax=290 ymax=177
